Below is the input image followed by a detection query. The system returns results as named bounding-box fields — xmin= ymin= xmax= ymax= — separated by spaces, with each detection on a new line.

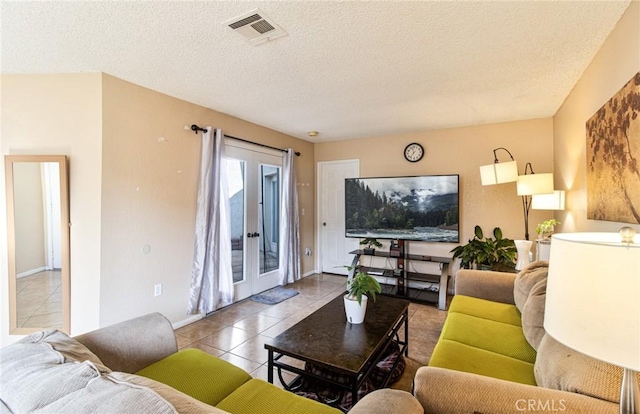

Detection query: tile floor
xmin=15 ymin=270 xmax=63 ymax=328
xmin=175 ymin=273 xmax=447 ymax=390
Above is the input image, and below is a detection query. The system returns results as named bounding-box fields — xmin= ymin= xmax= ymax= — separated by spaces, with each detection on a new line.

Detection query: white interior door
xmin=226 ymin=144 xmax=283 ymax=300
xmin=317 ymin=160 xmax=359 ymax=275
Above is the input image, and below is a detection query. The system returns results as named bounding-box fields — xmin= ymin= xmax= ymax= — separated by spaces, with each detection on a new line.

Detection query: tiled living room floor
xmin=175 ymin=273 xmax=447 ymax=392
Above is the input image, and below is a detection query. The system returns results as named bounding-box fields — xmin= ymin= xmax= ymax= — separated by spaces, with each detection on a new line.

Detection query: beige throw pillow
xmin=513 ymin=261 xmax=548 ymax=311
xmin=521 ymin=278 xmax=547 ymax=350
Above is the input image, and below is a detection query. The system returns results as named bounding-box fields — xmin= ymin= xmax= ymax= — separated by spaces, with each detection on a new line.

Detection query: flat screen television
xmin=345 ymin=174 xmax=459 ymax=242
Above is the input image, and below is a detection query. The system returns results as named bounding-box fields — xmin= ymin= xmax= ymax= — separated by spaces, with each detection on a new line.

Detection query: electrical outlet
xmin=154 ymin=284 xmax=163 ymax=297
xmin=305 ymin=247 xmax=312 ymax=256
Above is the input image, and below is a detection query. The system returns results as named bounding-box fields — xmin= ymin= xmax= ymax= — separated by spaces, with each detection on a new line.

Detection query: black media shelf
xmin=348 ymin=243 xmax=451 ymax=310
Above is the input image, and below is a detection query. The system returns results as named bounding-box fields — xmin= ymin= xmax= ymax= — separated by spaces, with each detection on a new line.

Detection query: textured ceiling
xmin=0 ymin=1 xmax=631 ymax=142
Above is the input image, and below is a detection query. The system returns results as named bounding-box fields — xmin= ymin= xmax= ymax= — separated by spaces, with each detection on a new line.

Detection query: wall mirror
xmin=5 ymin=155 xmax=70 ymax=335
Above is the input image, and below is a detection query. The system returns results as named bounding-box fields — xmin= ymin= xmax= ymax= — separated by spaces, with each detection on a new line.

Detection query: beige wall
xmin=12 ymin=162 xmax=46 ymax=275
xmin=554 ymin=1 xmax=640 ymax=234
xmin=1 ymin=73 xmax=104 ymax=346
xmin=1 ymin=73 xmax=313 ymax=344
xmin=99 ymin=74 xmax=314 ymax=327
xmin=315 ymin=118 xmax=554 ymax=261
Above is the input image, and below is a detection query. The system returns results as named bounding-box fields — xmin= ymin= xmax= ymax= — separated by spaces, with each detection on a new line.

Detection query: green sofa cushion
xmin=136 ymin=349 xmax=251 ymax=406
xmin=440 ymin=312 xmax=536 ymax=364
xmin=448 ymin=295 xmax=522 ymax=327
xmin=217 ymin=378 xmax=341 ymax=414
xmin=429 ymin=339 xmax=536 ymax=385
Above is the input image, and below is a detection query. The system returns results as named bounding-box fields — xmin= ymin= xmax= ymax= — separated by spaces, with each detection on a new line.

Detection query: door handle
xmin=323 ymin=222 xmax=327 ymax=226
xmin=247 ymin=232 xmax=260 ymax=238
xmin=253 ymin=232 xmax=260 ymax=237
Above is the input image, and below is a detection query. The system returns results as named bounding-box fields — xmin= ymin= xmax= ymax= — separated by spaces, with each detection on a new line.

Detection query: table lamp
xmin=545 ymin=229 xmax=640 ymax=414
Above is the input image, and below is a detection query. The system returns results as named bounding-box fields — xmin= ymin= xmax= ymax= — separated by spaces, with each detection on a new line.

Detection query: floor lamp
xmin=531 ymin=191 xmax=566 ymax=211
xmin=545 ymin=229 xmax=640 ymax=414
xmin=479 ymin=147 xmax=518 ymax=185
xmin=516 ymin=163 xmax=554 ymax=241
xmin=479 ymin=150 xmax=555 ymax=268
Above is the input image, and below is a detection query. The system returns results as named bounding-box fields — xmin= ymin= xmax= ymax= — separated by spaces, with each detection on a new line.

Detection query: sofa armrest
xmin=414 ymin=367 xmax=618 ymax=414
xmin=454 ymin=269 xmax=516 ymax=304
xmin=349 ymin=389 xmax=423 ymax=414
xmin=74 ymin=313 xmax=178 ymax=373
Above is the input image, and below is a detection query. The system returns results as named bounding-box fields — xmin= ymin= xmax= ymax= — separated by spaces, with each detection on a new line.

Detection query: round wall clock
xmin=404 ymin=143 xmax=424 ymax=162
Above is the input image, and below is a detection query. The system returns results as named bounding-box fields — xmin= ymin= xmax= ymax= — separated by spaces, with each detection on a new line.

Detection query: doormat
xmin=250 ymin=286 xmax=299 ymax=305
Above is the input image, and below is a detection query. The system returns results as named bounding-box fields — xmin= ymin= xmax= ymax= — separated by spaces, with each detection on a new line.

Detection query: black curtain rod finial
xmin=188 ymin=123 xmax=300 ymax=156
xmin=190 ymin=124 xmax=208 ymax=134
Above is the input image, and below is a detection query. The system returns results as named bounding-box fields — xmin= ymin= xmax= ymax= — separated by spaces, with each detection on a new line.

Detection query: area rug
xmin=295 ymin=341 xmax=406 ymax=412
xmin=250 ymin=286 xmax=299 ymax=305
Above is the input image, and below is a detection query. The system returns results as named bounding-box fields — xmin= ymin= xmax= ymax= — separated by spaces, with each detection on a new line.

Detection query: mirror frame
xmin=5 ymin=155 xmax=70 ymax=334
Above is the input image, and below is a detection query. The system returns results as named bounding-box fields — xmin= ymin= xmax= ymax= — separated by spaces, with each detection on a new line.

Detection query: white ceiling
xmin=1 ymin=1 xmax=631 ymax=143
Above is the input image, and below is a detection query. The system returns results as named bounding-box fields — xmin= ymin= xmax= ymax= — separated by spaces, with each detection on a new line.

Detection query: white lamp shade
xmin=531 ymin=190 xmax=566 ymax=210
xmin=545 ymin=232 xmax=640 ymax=371
xmin=516 ymin=173 xmax=554 ymax=195
xmin=479 ymin=160 xmax=518 ymax=185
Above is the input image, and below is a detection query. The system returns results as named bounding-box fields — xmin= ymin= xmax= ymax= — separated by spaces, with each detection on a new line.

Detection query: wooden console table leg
xmin=438 ymin=263 xmax=449 ymax=310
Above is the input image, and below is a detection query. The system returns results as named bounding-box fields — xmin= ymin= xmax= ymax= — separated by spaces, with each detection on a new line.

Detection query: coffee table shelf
xmin=265 ymin=294 xmax=409 ymax=411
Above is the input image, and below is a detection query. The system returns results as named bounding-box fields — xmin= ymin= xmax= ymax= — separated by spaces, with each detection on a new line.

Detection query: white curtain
xmin=187 ymin=128 xmax=234 ymax=314
xmin=279 ymin=149 xmax=301 ymax=285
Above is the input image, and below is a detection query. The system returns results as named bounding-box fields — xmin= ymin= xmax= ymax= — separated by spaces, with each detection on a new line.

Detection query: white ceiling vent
xmin=224 ymin=9 xmax=287 ymax=46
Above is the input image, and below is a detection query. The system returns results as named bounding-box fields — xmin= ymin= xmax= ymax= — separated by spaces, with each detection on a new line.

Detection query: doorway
xmin=317 ymin=160 xmax=360 ymax=276
xmin=226 ymin=144 xmax=283 ymax=301
xmin=42 ymin=162 xmax=62 ymax=270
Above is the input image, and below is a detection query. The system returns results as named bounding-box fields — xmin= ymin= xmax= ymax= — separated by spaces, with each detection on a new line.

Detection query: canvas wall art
xmin=586 ymin=72 xmax=640 ymax=224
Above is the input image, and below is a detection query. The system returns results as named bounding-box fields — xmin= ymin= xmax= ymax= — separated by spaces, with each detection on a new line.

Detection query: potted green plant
xmin=360 ymin=237 xmax=382 ymax=255
xmin=536 ymin=219 xmax=560 ymax=240
xmin=450 ymin=225 xmax=517 ymax=270
xmin=344 ymin=269 xmax=382 ymax=324
xmin=535 ymin=219 xmax=560 ymax=261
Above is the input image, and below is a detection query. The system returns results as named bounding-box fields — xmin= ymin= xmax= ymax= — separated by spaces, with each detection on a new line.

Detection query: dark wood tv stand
xmin=348 ymin=241 xmax=451 ymax=310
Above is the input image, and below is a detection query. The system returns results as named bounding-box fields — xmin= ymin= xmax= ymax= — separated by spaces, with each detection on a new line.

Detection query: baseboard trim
xmin=17 ymin=266 xmax=47 ymax=278
xmin=172 ymin=313 xmax=203 ymax=329
xmin=302 ymin=269 xmax=318 ymax=278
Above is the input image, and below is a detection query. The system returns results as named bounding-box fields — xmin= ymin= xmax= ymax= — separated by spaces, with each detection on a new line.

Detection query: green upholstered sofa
xmin=0 ymin=313 xmax=345 ymax=413
xmin=354 ymin=262 xmax=634 ymax=414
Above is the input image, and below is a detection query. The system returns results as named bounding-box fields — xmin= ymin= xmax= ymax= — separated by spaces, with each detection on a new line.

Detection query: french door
xmin=226 ymin=144 xmax=282 ymax=301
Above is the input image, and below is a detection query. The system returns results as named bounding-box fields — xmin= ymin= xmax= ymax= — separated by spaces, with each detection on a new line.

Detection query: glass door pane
xmin=258 ymin=165 xmax=280 ymax=274
xmin=227 ymin=158 xmax=245 ymax=283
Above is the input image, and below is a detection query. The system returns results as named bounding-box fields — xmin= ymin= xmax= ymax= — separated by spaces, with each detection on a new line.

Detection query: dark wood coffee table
xmin=264 ymin=294 xmax=409 ymax=408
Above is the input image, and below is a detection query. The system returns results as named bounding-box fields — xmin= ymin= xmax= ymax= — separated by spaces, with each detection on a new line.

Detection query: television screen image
xmin=345 ymin=175 xmax=459 ymax=242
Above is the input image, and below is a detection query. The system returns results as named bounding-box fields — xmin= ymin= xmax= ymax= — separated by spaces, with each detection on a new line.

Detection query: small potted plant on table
xmin=535 ymin=219 xmax=560 ymax=261
xmin=536 ymin=219 xmax=560 ymax=240
xmin=344 ymin=270 xmax=382 ymax=324
xmin=360 ymin=238 xmax=382 ymax=255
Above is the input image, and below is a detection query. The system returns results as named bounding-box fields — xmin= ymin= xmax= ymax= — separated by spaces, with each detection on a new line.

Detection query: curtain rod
xmin=189 ymin=124 xmax=300 ymax=156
